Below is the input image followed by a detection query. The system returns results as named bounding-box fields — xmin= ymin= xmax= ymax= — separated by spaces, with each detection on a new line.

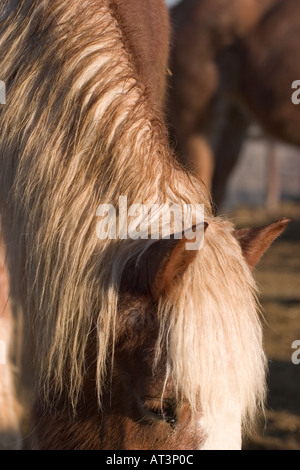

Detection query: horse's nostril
xmin=141 ymin=398 xmax=177 ymax=427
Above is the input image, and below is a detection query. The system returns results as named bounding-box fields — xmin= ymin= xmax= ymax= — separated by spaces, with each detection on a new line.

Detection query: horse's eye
xmin=142 ymin=398 xmax=177 ymax=427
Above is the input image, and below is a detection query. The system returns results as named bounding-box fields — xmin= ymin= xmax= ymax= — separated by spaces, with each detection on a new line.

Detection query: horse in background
xmin=0 ymin=0 xmax=288 ymax=449
xmin=168 ymin=0 xmax=299 ymax=206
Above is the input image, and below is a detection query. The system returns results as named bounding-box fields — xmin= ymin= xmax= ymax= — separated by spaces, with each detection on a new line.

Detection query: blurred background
xmin=166 ymin=0 xmax=182 ymax=6
xmin=226 ymin=134 xmax=300 ymax=450
xmin=166 ymin=0 xmax=300 ymax=450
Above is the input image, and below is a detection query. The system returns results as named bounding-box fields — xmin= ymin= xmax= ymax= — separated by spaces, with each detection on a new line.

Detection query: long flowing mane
xmin=0 ymin=0 xmax=266 ymax=445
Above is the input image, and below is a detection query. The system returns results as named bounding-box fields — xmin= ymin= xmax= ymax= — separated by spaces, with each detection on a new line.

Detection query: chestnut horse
xmin=168 ymin=0 xmax=299 ymax=206
xmin=0 ymin=0 xmax=288 ymax=449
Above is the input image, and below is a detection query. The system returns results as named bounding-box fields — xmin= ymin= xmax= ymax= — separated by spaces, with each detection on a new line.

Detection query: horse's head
xmin=95 ymin=218 xmax=289 ymax=450
xmin=33 ymin=218 xmax=289 ymax=450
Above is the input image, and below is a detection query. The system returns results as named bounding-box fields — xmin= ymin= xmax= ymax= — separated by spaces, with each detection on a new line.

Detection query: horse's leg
xmin=0 ymin=240 xmax=22 ymax=450
xmin=184 ymin=133 xmax=215 ymax=190
xmin=182 ymin=96 xmax=232 ymax=193
xmin=212 ymin=104 xmax=250 ymax=210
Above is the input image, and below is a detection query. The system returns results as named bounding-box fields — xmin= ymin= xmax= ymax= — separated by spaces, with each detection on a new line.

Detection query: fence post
xmin=266 ymin=140 xmax=281 ymax=213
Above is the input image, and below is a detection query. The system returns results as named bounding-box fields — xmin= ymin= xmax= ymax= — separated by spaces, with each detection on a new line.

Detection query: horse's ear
xmin=122 ymin=223 xmax=208 ymax=298
xmin=235 ymin=218 xmax=290 ymax=268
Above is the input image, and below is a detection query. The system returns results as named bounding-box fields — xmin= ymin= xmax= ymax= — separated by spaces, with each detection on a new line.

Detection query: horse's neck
xmin=109 ymin=0 xmax=170 ymax=108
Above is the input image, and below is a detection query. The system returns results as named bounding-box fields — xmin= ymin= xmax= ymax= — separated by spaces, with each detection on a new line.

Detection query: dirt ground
xmin=229 ymin=202 xmax=300 ymax=450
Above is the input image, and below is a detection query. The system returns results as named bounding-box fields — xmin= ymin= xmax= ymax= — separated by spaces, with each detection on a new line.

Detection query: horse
xmin=167 ymin=0 xmax=299 ymax=206
xmin=0 ymin=0 xmax=288 ymax=449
